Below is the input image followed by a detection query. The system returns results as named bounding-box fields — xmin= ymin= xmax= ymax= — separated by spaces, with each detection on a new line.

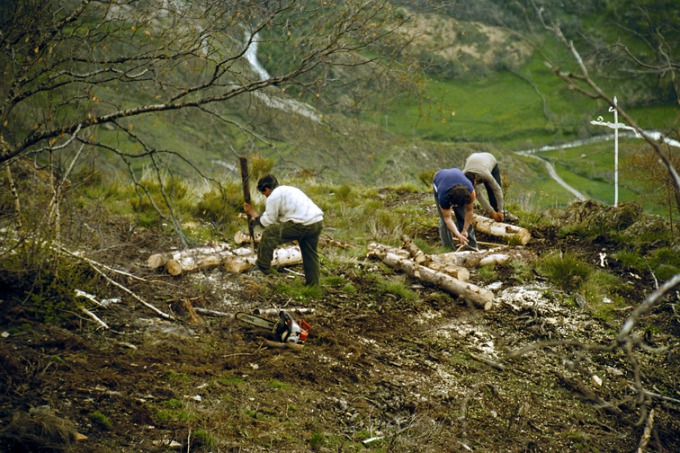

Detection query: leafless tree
xmin=0 ymin=0 xmax=406 ymax=244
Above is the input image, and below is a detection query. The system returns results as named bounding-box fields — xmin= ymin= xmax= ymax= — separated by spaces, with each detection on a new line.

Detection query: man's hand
xmin=244 ymin=202 xmax=258 ymax=218
xmin=456 ymin=230 xmax=469 ymax=245
xmin=491 ymin=211 xmax=504 ymax=222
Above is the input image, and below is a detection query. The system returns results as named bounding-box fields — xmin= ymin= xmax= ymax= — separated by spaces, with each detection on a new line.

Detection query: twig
xmin=90 ymin=265 xmax=174 ymax=320
xmin=56 ymin=245 xmax=147 ymax=282
xmin=636 ymin=408 xmax=654 ymax=453
xmin=79 ymin=307 xmax=109 ymax=330
xmin=55 ymin=245 xmax=171 ymax=318
xmin=195 ymin=307 xmax=233 ymax=318
xmin=469 ymin=352 xmax=505 ymax=371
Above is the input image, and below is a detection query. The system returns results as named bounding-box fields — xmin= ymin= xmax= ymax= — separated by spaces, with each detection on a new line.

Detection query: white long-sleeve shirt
xmin=259 ymin=185 xmax=324 ymax=227
xmin=463 ymin=152 xmax=504 ymax=214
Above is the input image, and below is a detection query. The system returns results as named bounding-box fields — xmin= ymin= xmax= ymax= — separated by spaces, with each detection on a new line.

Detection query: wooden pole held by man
xmin=239 ymin=156 xmax=256 ymax=250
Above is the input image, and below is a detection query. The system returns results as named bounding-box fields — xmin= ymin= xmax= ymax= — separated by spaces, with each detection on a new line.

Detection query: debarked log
xmin=368 ymin=242 xmax=470 ymax=281
xmin=430 ymin=247 xmax=532 ymax=269
xmin=223 ymin=246 xmax=303 ymax=273
xmin=166 ymin=249 xmax=236 ymax=276
xmin=379 ymin=252 xmax=493 ymax=309
xmin=472 ymin=214 xmax=531 ymax=245
xmin=150 ymin=244 xmax=303 ymax=276
xmin=148 ymin=243 xmax=234 ymax=270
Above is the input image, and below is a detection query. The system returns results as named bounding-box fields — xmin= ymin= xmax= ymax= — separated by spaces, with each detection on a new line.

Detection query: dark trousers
xmin=483 ymin=165 xmax=502 ymax=212
xmin=257 ymin=220 xmax=323 ymax=286
xmin=432 ymin=190 xmax=477 ymax=249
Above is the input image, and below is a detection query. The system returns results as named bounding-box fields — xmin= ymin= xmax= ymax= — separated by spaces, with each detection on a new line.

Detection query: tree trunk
xmin=473 ymin=214 xmax=531 ymax=245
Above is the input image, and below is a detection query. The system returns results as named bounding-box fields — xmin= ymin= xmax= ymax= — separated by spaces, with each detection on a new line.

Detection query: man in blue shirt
xmin=433 ymin=168 xmax=477 ymax=249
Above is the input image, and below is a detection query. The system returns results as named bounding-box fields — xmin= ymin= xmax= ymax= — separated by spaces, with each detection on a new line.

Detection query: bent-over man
xmin=463 ymin=152 xmax=505 ymax=222
xmin=244 ymin=175 xmax=324 ymax=286
xmin=433 ymin=168 xmax=477 ymax=249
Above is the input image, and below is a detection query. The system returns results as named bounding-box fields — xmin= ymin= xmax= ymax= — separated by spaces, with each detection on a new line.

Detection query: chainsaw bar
xmin=236 ymin=312 xmax=276 ymax=331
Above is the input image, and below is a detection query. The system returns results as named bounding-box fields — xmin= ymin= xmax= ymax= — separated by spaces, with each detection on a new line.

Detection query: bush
xmin=537 ymin=251 xmax=592 ymax=292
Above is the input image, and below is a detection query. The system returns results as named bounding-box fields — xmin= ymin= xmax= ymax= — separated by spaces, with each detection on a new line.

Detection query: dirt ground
xmin=1 ymin=201 xmax=679 ymax=452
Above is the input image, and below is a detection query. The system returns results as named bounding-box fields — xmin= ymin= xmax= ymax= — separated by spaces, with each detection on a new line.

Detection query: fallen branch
xmin=194 ymin=307 xmax=233 ymax=318
xmin=637 ymin=408 xmax=654 ymax=453
xmin=469 ymin=352 xmax=505 ymax=371
xmin=56 ymin=246 xmax=173 ymax=319
xmin=79 ymin=307 xmax=109 ymax=329
xmin=254 ymin=307 xmax=315 ymax=316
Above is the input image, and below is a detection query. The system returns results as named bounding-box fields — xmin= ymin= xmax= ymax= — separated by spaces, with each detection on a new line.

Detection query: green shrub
xmin=193 ymin=182 xmax=241 ymax=226
xmin=335 ymin=184 xmax=353 ymax=202
xmin=536 ymin=252 xmax=592 ymax=291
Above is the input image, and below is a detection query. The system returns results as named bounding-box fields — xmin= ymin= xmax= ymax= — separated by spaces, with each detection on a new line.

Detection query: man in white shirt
xmin=244 ymin=175 xmax=324 ymax=286
xmin=463 ymin=152 xmax=505 ymax=222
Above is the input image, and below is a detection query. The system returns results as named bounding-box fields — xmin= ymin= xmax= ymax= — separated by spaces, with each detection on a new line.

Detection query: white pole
xmin=612 ymin=97 xmax=619 ymax=206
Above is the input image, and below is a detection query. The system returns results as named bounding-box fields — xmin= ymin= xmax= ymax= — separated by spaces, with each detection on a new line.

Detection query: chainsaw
xmin=236 ymin=310 xmax=310 ymax=346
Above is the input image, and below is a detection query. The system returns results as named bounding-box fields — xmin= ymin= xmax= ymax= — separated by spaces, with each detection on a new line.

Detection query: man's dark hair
xmin=464 ymin=171 xmax=476 ymax=185
xmin=447 ymin=185 xmax=471 ymax=207
xmin=257 ymin=175 xmax=279 ymax=193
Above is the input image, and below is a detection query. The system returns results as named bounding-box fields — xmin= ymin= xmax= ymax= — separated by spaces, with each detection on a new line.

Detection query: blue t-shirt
xmin=433 ymin=168 xmax=473 ymax=209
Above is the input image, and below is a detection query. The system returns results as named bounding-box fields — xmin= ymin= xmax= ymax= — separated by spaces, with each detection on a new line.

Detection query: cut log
xmin=234 ymin=230 xmax=262 ymax=245
xmin=223 ymin=245 xmax=303 ymax=273
xmin=166 ymin=251 xmax=232 ymax=276
xmin=154 ymin=243 xmax=303 ymax=276
xmin=472 ymin=214 xmax=531 ymax=245
xmin=147 ymin=252 xmax=172 ymax=270
xmin=430 ymin=248 xmax=532 ymax=268
xmin=401 ymin=234 xmax=430 ymax=265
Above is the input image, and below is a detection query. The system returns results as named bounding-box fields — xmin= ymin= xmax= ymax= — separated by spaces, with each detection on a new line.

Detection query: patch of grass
xmin=536 ymin=252 xmax=592 ymax=292
xmin=269 ymin=281 xmax=323 ymax=301
xmin=154 ymin=408 xmax=196 ymax=423
xmin=269 ymin=379 xmax=290 ymax=390
xmin=580 ymin=270 xmax=625 ymax=321
xmin=376 ymin=277 xmax=418 ymax=301
xmin=322 ymin=275 xmax=347 ymax=287
xmin=611 ymin=250 xmax=647 ymax=272
xmin=310 ymin=430 xmax=326 ymax=449
xmin=477 ymin=264 xmax=498 ymax=282
xmin=192 ymin=428 xmax=216 ymax=450
xmin=162 ymin=399 xmax=183 ymax=409
xmin=216 ymin=374 xmax=246 ymax=386
xmin=88 ymin=411 xmax=112 ymax=431
xmin=649 ymin=247 xmax=680 ymax=277
xmin=162 ymin=370 xmax=192 ymax=384
xmin=508 ymin=259 xmax=534 ymax=284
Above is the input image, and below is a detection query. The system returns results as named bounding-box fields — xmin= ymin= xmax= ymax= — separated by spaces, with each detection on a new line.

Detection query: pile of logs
xmin=147 ymin=243 xmax=303 ymax=276
xmin=147 ymin=233 xmax=351 ymax=276
xmin=147 ymin=217 xmax=532 ymax=311
xmin=367 ymin=217 xmax=533 ymax=310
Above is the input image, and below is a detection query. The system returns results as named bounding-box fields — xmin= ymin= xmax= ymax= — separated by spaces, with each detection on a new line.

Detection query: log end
xmin=166 ymin=259 xmax=182 ymax=276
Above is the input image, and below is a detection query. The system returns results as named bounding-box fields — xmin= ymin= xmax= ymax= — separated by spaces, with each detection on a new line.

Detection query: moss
xmin=88 ymin=411 xmax=112 ymax=431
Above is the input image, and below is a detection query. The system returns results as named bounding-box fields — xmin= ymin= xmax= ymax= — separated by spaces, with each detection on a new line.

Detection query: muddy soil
xmin=1 ymin=201 xmax=679 ymax=452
